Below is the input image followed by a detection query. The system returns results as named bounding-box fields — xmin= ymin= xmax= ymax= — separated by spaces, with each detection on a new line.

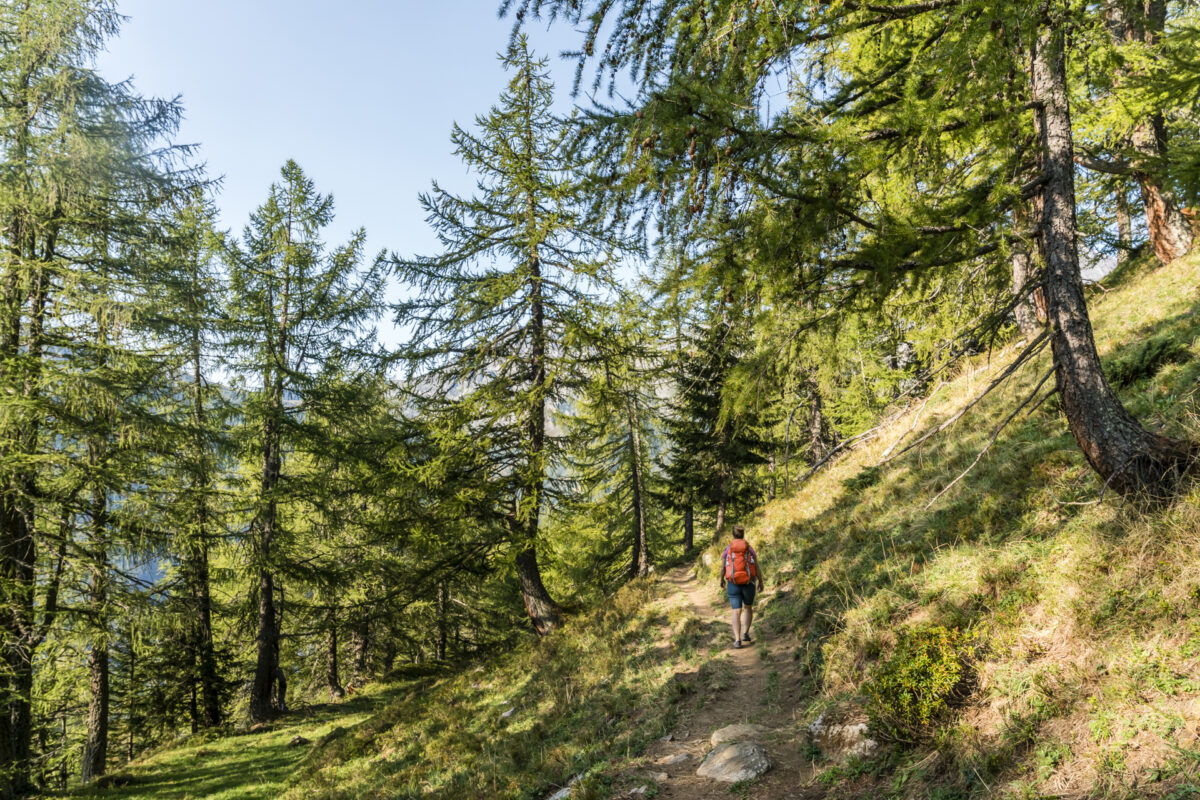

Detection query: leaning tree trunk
xmin=1031 ymin=10 xmax=1195 ymax=497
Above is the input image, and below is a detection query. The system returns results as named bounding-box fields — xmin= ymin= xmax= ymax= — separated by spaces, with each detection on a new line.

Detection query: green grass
xmin=65 ymin=688 xmax=400 ymax=800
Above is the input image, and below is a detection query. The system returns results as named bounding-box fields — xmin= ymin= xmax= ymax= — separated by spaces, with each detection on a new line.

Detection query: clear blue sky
xmin=96 ymin=0 xmax=584 ymax=269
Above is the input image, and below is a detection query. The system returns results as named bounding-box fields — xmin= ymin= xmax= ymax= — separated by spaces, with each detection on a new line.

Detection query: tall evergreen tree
xmin=224 ymin=160 xmax=387 ymax=723
xmin=506 ymin=0 xmax=1197 ymax=496
xmin=0 ymin=3 xmax=195 ymax=792
xmin=392 ymin=39 xmax=631 ymax=633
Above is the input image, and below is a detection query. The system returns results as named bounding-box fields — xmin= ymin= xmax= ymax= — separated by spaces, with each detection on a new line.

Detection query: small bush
xmin=864 ymin=625 xmax=971 ymax=741
xmin=1105 ymin=332 xmax=1191 ymax=389
xmin=843 ymin=466 xmax=883 ymax=492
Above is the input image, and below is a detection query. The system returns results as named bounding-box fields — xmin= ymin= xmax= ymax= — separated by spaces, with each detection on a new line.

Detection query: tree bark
xmin=436 ymin=583 xmax=448 ymax=661
xmin=682 ymin=505 xmax=694 ymax=553
xmin=81 ymin=494 xmax=109 ymax=783
xmin=713 ymin=490 xmax=727 ymax=544
xmin=80 ymin=642 xmax=108 ymax=783
xmin=325 ymin=609 xmax=344 ymax=700
xmin=249 ymin=354 xmax=284 ymax=722
xmin=187 ymin=303 xmax=221 ymax=729
xmin=1031 ymin=9 xmax=1195 ymax=497
xmin=514 ymin=231 xmax=562 ymax=633
xmin=349 ymin=616 xmax=370 ymax=686
xmin=627 ymin=394 xmax=650 ymax=579
xmin=1012 ymin=202 xmax=1045 ymax=337
xmin=1106 ymin=0 xmax=1193 ymax=263
xmin=1115 ymin=183 xmax=1132 ymax=267
xmin=807 ymin=376 xmax=837 ymax=465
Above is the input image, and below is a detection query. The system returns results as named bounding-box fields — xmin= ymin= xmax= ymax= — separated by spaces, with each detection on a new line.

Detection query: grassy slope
xmin=77 ymin=252 xmax=1200 ymax=800
xmin=748 ymin=251 xmax=1200 ymax=798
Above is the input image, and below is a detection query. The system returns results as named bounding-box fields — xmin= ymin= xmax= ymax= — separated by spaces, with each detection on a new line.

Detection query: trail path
xmin=638 ymin=564 xmax=817 ymax=798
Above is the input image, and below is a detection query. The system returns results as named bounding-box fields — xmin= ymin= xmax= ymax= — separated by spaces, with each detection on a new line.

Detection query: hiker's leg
xmin=727 ymin=586 xmax=743 ymax=642
xmin=742 ymin=605 xmax=753 ymax=637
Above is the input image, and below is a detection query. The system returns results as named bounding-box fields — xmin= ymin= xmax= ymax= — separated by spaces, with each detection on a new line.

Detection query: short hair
xmin=732 ymin=525 xmax=745 ymax=539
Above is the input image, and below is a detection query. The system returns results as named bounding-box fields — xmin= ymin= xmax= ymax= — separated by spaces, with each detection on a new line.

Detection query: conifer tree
xmin=224 ymin=160 xmax=387 ymax=723
xmin=393 ymin=39 xmax=630 ymax=633
xmin=0 ymin=3 xmax=196 ymax=791
xmin=566 ymin=297 xmax=662 ymax=581
xmin=507 ymin=0 xmax=1198 ymax=496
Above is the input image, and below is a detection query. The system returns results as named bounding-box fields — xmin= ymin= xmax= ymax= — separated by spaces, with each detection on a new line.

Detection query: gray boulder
xmin=807 ymin=713 xmax=878 ymax=759
xmin=696 ymin=741 xmax=771 ymax=783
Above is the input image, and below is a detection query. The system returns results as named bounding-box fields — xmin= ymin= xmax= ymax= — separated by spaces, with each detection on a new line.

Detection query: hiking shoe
xmin=741 ymin=631 xmax=753 ymax=643
xmin=733 ymin=639 xmax=743 ymax=649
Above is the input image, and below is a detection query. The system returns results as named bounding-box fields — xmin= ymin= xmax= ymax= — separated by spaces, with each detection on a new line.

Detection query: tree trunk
xmin=713 ymin=490 xmax=727 ymax=543
xmin=436 ymin=583 xmax=448 ymax=661
xmin=249 ymin=562 xmax=278 ymax=722
xmin=0 ymin=496 xmax=35 ymax=800
xmin=515 ymin=241 xmax=562 ymax=634
xmin=325 ymin=610 xmax=344 ymax=700
xmin=807 ymin=377 xmax=837 ymax=465
xmin=82 ymin=453 xmax=109 ymax=784
xmin=1031 ymin=10 xmax=1195 ymax=497
xmin=1106 ymin=0 xmax=1193 ymax=263
xmin=766 ymin=453 xmax=776 ymax=501
xmin=1012 ymin=202 xmax=1044 ymax=337
xmin=249 ymin=381 xmax=282 ymax=722
xmin=1115 ymin=184 xmax=1132 ymax=267
xmin=80 ymin=643 xmax=108 ymax=783
xmin=0 ymin=260 xmax=46 ymax=800
xmin=627 ymin=395 xmax=650 ymax=579
xmin=682 ymin=505 xmax=694 ymax=553
xmin=188 ymin=320 xmax=221 ymax=729
xmin=349 ymin=616 xmax=370 ymax=686
xmin=515 ymin=544 xmax=561 ymax=635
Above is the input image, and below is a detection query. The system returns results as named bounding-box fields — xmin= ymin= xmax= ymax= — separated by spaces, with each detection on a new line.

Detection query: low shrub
xmin=864 ymin=625 xmax=971 ymax=742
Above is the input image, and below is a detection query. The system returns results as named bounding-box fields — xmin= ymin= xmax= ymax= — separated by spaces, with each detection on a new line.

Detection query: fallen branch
xmin=924 ymin=366 xmax=1055 ymax=510
xmin=879 ymin=330 xmax=1049 ymax=466
xmin=877 ymin=381 xmax=943 ymax=463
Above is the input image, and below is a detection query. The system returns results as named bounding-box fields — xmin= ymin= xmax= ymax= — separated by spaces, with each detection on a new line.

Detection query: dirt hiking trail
xmin=638 ymin=563 xmax=819 ymax=799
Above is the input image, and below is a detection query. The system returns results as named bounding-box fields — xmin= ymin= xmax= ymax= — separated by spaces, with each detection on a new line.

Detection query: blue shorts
xmin=726 ymin=581 xmax=756 ymax=609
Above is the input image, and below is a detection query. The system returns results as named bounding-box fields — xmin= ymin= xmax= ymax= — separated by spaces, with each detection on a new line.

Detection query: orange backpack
xmin=724 ymin=539 xmax=757 ymax=585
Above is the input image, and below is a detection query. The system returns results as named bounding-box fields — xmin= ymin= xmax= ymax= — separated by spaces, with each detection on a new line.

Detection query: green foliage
xmin=864 ymin=626 xmax=970 ymax=742
xmin=1105 ymin=332 xmax=1193 ymax=389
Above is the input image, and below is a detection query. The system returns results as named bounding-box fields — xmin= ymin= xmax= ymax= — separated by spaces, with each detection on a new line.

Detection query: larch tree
xmin=0 ymin=2 xmax=195 ymax=792
xmin=392 ymin=39 xmax=630 ymax=634
xmin=505 ymin=0 xmax=1198 ymax=497
xmin=224 ymin=160 xmax=387 ymax=723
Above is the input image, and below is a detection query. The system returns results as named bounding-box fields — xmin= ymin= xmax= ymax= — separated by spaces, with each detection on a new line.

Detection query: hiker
xmin=718 ymin=524 xmax=765 ymax=649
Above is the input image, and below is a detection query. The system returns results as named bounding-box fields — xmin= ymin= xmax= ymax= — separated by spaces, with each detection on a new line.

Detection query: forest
xmin=2 ymin=1 xmax=1200 ymax=798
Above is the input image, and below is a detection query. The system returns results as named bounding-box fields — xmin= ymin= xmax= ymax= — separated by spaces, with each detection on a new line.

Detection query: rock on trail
xmin=696 ymin=741 xmax=771 ymax=783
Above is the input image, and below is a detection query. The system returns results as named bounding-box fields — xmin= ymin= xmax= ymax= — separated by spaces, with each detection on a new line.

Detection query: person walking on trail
xmin=719 ymin=525 xmax=765 ymax=649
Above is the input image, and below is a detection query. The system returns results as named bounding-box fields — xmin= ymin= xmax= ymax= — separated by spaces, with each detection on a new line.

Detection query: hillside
xmin=74 ymin=251 xmax=1200 ymax=799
